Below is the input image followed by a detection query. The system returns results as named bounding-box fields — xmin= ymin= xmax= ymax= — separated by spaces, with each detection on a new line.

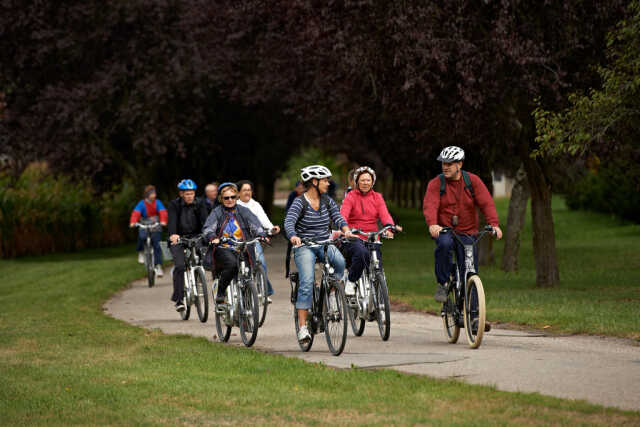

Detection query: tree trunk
xmin=501 ymin=164 xmax=530 ymax=272
xmin=523 ymin=156 xmax=559 ymax=287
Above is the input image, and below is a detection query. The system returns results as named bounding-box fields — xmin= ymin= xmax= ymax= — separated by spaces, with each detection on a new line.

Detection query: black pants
xmin=342 ymin=239 xmax=382 ymax=282
xmin=214 ymin=248 xmax=239 ymax=296
xmin=170 ymin=244 xmax=186 ymax=302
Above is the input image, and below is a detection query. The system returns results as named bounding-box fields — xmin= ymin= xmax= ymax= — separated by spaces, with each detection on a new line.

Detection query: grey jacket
xmin=202 ymin=204 xmax=265 ymax=241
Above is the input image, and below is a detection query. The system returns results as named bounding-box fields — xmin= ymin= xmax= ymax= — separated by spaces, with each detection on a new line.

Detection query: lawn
xmin=1 ymin=202 xmax=639 ymax=424
xmin=380 ymin=197 xmax=640 ymax=340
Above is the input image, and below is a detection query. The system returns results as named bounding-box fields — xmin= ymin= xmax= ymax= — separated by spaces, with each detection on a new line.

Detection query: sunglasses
xmin=223 ymin=195 xmax=237 ymax=200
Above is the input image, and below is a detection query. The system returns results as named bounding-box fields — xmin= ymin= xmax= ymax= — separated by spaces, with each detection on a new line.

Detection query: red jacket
xmin=340 ymin=189 xmax=394 ymax=239
xmin=423 ymin=172 xmax=499 ymax=234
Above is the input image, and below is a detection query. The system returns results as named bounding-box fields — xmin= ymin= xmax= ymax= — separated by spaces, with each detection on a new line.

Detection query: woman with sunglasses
xmin=202 ymin=182 xmax=266 ymax=303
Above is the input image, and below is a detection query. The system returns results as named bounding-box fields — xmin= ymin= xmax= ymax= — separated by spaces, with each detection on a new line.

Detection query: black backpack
xmin=439 ymin=170 xmax=475 ymax=199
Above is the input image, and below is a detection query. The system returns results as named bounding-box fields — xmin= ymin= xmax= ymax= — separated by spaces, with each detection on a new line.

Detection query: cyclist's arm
xmin=284 ymin=197 xmax=303 ymax=241
xmin=129 ymin=200 xmax=144 ymax=226
xmin=339 ymin=191 xmax=354 ymax=224
xmin=242 ymin=207 xmax=266 ymax=238
xmin=375 ymin=192 xmax=395 ymax=226
xmin=470 ymin=174 xmax=499 ymax=228
xmin=202 ymin=210 xmax=219 ymax=241
xmin=156 ymin=200 xmax=169 ymax=225
xmin=423 ymin=180 xmax=443 ymax=238
xmin=327 ymin=198 xmax=348 ymax=231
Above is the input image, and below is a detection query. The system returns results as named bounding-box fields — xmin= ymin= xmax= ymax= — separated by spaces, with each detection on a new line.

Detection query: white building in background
xmin=492 ymin=171 xmax=514 ymax=198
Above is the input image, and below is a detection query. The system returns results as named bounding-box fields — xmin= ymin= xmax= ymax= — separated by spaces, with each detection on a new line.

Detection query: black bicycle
xmin=289 ymin=237 xmax=348 ymax=356
xmin=177 ymin=235 xmax=209 ymax=323
xmin=134 ymin=220 xmax=161 ymax=288
xmin=212 ymin=236 xmax=267 ymax=347
xmin=441 ymin=225 xmax=495 ymax=349
xmin=347 ymin=225 xmax=400 ymax=341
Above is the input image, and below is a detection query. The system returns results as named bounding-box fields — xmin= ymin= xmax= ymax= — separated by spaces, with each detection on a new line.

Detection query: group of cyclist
xmin=129 ymin=145 xmax=502 ymax=345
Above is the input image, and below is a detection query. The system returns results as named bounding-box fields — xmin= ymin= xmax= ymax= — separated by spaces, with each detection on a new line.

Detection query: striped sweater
xmin=284 ymin=194 xmax=347 ymax=240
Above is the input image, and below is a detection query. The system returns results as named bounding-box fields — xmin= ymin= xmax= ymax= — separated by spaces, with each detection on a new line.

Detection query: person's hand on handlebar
xmin=343 ymin=227 xmax=356 ymax=239
xmin=429 ymin=224 xmax=443 ymax=239
xmin=290 ymin=236 xmax=302 ymax=247
xmin=270 ymin=226 xmax=280 ymax=235
xmin=129 ymin=223 xmax=137 ymax=228
xmin=170 ymin=234 xmax=180 ymax=245
xmin=492 ymin=225 xmax=503 ymax=240
xmin=385 ymin=225 xmax=403 ymax=238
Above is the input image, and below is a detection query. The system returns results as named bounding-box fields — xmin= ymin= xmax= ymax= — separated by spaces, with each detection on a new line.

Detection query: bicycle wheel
xmin=254 ymin=266 xmax=268 ymax=327
xmin=180 ymin=272 xmax=191 ymax=320
xmin=145 ymin=245 xmax=155 ymax=288
xmin=323 ymin=281 xmax=348 ymax=356
xmin=194 ymin=268 xmax=209 ymax=323
xmin=214 ymin=280 xmax=232 ymax=342
xmin=294 ymin=307 xmax=314 ymax=352
xmin=239 ymin=281 xmax=259 ymax=347
xmin=374 ymin=272 xmax=391 ymax=341
xmin=442 ymin=282 xmax=460 ymax=344
xmin=463 ymin=275 xmax=486 ymax=349
xmin=347 ymin=283 xmax=365 ymax=336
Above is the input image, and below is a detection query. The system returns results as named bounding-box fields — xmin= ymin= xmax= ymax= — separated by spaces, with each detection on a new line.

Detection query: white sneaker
xmin=297 ymin=325 xmax=311 ymax=342
xmin=137 ymin=252 xmax=144 ymax=264
xmin=345 ymin=280 xmax=356 ymax=296
xmin=155 ymin=265 xmax=164 ymax=277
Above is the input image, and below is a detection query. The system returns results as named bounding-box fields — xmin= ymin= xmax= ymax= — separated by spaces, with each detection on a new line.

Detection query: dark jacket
xmin=202 ymin=204 xmax=265 ymax=241
xmin=168 ymin=197 xmax=209 ymax=237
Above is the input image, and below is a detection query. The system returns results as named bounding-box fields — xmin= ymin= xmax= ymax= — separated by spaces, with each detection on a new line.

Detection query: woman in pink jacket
xmin=340 ymin=166 xmax=402 ymax=296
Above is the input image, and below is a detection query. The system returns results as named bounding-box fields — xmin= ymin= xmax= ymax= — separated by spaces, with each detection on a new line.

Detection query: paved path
xmin=105 ymin=240 xmax=640 ymax=412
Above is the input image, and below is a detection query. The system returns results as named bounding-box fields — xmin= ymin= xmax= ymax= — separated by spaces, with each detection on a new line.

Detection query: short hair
xmin=236 ymin=180 xmax=254 ymax=192
xmin=143 ymin=185 xmax=156 ymax=197
xmin=205 ymin=183 xmax=217 ymax=192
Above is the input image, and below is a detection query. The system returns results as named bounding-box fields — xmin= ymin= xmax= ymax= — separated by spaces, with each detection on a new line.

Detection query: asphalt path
xmin=104 ymin=239 xmax=640 ymax=412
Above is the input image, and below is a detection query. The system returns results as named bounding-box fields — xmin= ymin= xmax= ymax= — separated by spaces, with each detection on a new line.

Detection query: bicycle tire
xmin=214 ymin=280 xmax=232 ymax=342
xmin=463 ymin=275 xmax=486 ymax=349
xmin=180 ymin=272 xmax=191 ymax=320
xmin=145 ymin=245 xmax=155 ymax=288
xmin=348 ymin=291 xmax=365 ymax=337
xmin=374 ymin=272 xmax=391 ymax=341
xmin=294 ymin=307 xmax=314 ymax=352
xmin=239 ymin=281 xmax=259 ymax=347
xmin=254 ymin=266 xmax=268 ymax=327
xmin=442 ymin=282 xmax=460 ymax=343
xmin=194 ymin=268 xmax=209 ymax=323
xmin=323 ymin=281 xmax=348 ymax=356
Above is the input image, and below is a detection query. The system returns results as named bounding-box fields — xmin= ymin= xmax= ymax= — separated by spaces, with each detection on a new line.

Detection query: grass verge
xmin=1 ymin=242 xmax=639 ymax=424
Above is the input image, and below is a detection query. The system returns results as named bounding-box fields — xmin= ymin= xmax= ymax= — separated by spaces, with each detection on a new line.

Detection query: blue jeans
xmin=254 ymin=242 xmax=274 ymax=296
xmin=136 ymin=230 xmax=163 ymax=266
xmin=434 ymin=232 xmax=477 ymax=285
xmin=293 ymin=245 xmax=345 ymax=310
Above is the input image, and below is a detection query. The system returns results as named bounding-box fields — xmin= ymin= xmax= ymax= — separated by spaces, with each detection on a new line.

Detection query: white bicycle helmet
xmin=354 ymin=166 xmax=376 ymax=186
xmin=437 ymin=146 xmax=465 ymax=162
xmin=300 ymin=165 xmax=332 ymax=182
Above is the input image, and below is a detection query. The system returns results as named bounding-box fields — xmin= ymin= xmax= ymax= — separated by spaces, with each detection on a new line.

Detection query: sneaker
xmin=155 ymin=265 xmax=164 ymax=277
xmin=297 ymin=325 xmax=311 ymax=343
xmin=344 ymin=280 xmax=356 ymax=296
xmin=215 ymin=292 xmax=226 ymax=304
xmin=434 ymin=284 xmax=448 ymax=303
xmin=266 ymin=297 xmax=273 ymax=304
xmin=175 ymin=302 xmax=185 ymax=312
xmin=138 ymin=252 xmax=144 ymax=264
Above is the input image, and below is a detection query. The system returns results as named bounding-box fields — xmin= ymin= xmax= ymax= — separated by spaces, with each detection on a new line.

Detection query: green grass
xmin=383 ymin=197 xmax=640 ymax=340
xmin=1 ymin=244 xmax=639 ymax=424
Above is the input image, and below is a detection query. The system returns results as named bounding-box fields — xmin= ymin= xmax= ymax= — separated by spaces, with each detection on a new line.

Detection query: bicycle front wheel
xmin=239 ymin=281 xmax=259 ymax=347
xmin=323 ymin=281 xmax=347 ymax=356
xmin=254 ymin=266 xmax=268 ymax=327
xmin=194 ymin=268 xmax=209 ymax=323
xmin=374 ymin=272 xmax=391 ymax=341
xmin=463 ymin=275 xmax=486 ymax=349
xmin=214 ymin=280 xmax=232 ymax=342
xmin=145 ymin=245 xmax=155 ymax=288
xmin=180 ymin=273 xmax=191 ymax=320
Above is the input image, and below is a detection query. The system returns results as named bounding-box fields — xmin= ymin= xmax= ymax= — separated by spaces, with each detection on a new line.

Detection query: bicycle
xmin=253 ymin=245 xmax=269 ymax=327
xmin=212 ymin=236 xmax=267 ymax=347
xmin=346 ymin=225 xmax=400 ymax=341
xmin=176 ymin=235 xmax=209 ymax=323
xmin=134 ymin=220 xmax=161 ymax=288
xmin=289 ymin=237 xmax=348 ymax=356
xmin=440 ymin=225 xmax=496 ymax=349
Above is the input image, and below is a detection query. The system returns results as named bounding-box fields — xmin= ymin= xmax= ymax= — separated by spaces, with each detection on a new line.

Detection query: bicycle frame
xmin=179 ymin=236 xmax=206 ymax=304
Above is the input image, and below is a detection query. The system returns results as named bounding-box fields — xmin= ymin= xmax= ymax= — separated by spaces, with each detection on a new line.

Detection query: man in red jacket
xmin=423 ymin=146 xmax=502 ymax=304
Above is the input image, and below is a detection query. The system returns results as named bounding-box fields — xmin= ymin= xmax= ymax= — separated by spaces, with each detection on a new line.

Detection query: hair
xmin=218 ymin=185 xmax=238 ymax=201
xmin=236 ymin=180 xmax=254 ymax=192
xmin=347 ymin=168 xmax=357 ymax=185
xmin=143 ymin=185 xmax=156 ymax=198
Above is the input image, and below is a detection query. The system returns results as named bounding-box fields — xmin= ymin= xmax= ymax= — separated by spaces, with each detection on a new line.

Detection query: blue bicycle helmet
xmin=217 ymin=182 xmax=238 ymax=193
xmin=177 ymin=179 xmax=197 ymax=190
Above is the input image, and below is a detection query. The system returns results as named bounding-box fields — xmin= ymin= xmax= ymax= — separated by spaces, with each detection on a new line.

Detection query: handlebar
xmin=440 ymin=225 xmax=496 ymax=245
xmin=298 ymin=236 xmax=345 ymax=247
xmin=213 ymin=235 xmax=269 ymax=249
xmin=134 ymin=222 xmax=161 ymax=230
xmin=351 ymin=225 xmax=401 ymax=241
xmin=177 ymin=235 xmax=206 ymax=247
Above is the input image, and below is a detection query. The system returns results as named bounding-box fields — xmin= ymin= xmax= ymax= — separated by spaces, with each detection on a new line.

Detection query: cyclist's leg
xmin=151 ymin=231 xmax=163 ymax=265
xmin=136 ymin=228 xmax=146 ymax=252
xmin=293 ymin=246 xmax=317 ymax=324
xmin=343 ymin=239 xmax=368 ymax=283
xmin=169 ymin=244 xmax=186 ymax=302
xmin=255 ymin=242 xmax=274 ymax=296
xmin=434 ymin=233 xmax=455 ymax=285
xmin=325 ymin=245 xmax=346 ymax=280
xmin=214 ymin=248 xmax=238 ymax=299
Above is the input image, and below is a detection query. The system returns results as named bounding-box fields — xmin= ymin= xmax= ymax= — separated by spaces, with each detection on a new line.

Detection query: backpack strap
xmin=439 ymin=171 xmax=474 ymax=199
